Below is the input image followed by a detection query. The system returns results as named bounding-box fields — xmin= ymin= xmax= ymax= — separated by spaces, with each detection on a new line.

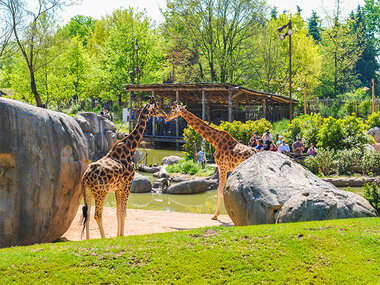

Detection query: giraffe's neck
xmin=180 ymin=108 xmax=236 ymax=148
xmin=107 ymin=105 xmax=149 ymax=162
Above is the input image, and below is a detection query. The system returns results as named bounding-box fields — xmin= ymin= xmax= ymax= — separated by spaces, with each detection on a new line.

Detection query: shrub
xmin=363 ymin=182 xmax=380 ymax=213
xmin=361 ymin=150 xmax=380 ymax=175
xmin=166 ymin=159 xmax=201 ymax=175
xmin=359 ymin=100 xmax=371 ymax=119
xmin=285 ymin=114 xmax=323 ymax=147
xmin=317 ymin=117 xmax=345 ymax=150
xmin=366 ymin=111 xmax=380 ymax=129
xmin=319 ymin=101 xmax=341 ymax=118
xmin=334 ymin=148 xmax=362 ymax=175
xmin=304 ymin=148 xmax=335 ymax=176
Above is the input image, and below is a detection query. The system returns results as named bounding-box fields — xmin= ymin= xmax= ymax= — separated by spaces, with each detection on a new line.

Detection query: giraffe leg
xmin=94 ymin=194 xmax=107 ymax=239
xmin=115 ymin=187 xmax=130 ymax=237
xmin=85 ymin=189 xmax=93 ymax=240
xmin=212 ymin=168 xmax=227 ymax=220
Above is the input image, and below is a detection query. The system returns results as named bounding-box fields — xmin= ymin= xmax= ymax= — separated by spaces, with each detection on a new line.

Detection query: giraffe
xmin=81 ymin=98 xmax=166 ymax=239
xmin=166 ymin=102 xmax=258 ymax=220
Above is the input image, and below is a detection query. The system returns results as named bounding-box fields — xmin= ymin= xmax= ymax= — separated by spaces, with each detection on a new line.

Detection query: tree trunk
xmin=30 ymin=67 xmax=42 ymax=107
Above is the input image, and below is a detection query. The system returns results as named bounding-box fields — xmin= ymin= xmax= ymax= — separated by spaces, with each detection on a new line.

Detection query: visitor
xmin=307 ymin=143 xmax=317 ymax=156
xmin=196 ymin=149 xmax=206 ymax=168
xmin=249 ymin=137 xmax=257 ymax=147
xmin=262 ymin=129 xmax=272 ymax=141
xmin=276 ymin=135 xmax=282 ymax=147
xmin=277 ymin=139 xmax=290 ymax=154
xmin=100 ymin=108 xmax=105 ymax=117
xmin=269 ymin=143 xmax=278 ymax=152
xmin=256 ymin=139 xmax=265 ymax=152
xmin=292 ymin=137 xmax=305 ymax=159
xmin=262 ymin=132 xmax=272 ymax=150
xmin=104 ymin=110 xmax=111 ymax=120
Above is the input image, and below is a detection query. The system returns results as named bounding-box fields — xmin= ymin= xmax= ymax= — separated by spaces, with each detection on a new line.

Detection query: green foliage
xmin=361 ymin=150 xmax=380 ymax=175
xmin=366 ymin=111 xmax=380 ymax=129
xmin=317 ymin=114 xmax=372 ymax=150
xmin=334 ymin=148 xmax=362 ymax=175
xmin=182 ymin=119 xmax=272 ymax=158
xmin=363 ymin=182 xmax=380 ymax=213
xmin=304 ymin=148 xmax=335 ymax=176
xmin=166 ymin=158 xmax=214 ymax=176
xmin=319 ymin=101 xmax=341 ymax=118
xmin=285 ymin=113 xmax=323 ymax=146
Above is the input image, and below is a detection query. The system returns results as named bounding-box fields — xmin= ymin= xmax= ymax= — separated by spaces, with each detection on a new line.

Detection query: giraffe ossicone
xmin=80 ymin=100 xmax=166 ymax=239
xmin=166 ymin=102 xmax=258 ymax=220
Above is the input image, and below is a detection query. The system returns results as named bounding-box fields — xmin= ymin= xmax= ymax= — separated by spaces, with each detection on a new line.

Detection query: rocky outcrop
xmin=368 ymin=127 xmax=380 ymax=143
xmin=137 ymin=164 xmax=161 ymax=173
xmin=161 ymin=155 xmax=182 ymax=165
xmin=0 ymin=98 xmax=88 ymax=248
xmin=131 ymin=173 xmax=152 ymax=193
xmin=224 ymin=151 xmax=377 ymax=226
xmin=75 ymin=112 xmax=117 ymax=161
xmin=164 ymin=179 xmax=208 ymax=194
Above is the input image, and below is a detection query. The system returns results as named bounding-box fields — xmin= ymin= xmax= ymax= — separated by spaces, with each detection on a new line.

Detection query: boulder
xmin=368 ymin=127 xmax=380 ymax=143
xmin=131 ymin=173 xmax=152 ymax=193
xmin=137 ymin=164 xmax=161 ymax=173
xmin=0 ymin=98 xmax=88 ymax=248
xmin=164 ymin=179 xmax=208 ymax=194
xmin=76 ymin=112 xmax=118 ymax=161
xmin=161 ymin=155 xmax=182 ymax=165
xmin=224 ymin=151 xmax=377 ymax=226
xmin=132 ymin=150 xmax=143 ymax=164
xmin=152 ymin=178 xmax=170 ymax=192
xmin=156 ymin=165 xmax=170 ymax=179
xmin=277 ymin=190 xmax=377 ymax=223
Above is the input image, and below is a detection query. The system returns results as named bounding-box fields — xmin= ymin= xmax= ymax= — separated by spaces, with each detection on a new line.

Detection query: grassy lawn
xmin=1 ymin=218 xmax=379 ymax=284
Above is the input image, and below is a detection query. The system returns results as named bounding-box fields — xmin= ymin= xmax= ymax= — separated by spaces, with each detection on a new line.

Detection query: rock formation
xmin=0 ymin=98 xmax=88 ymax=247
xmin=224 ymin=151 xmax=377 ymax=226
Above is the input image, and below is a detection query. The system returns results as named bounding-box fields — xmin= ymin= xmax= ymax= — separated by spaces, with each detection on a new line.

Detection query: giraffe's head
xmin=147 ymin=97 xmax=167 ymax=117
xmin=166 ymin=101 xmax=184 ymax=122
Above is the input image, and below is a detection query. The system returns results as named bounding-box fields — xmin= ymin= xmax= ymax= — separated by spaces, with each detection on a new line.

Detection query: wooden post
xmin=262 ymin=97 xmax=267 ymax=119
xmin=152 ymin=91 xmax=156 ymax=137
xmin=228 ymin=88 xmax=232 ymax=122
xmin=176 ymin=90 xmax=179 ymax=150
xmin=202 ymin=89 xmax=206 ymax=121
xmin=207 ymin=101 xmax=211 ymax=123
xmin=304 ymin=78 xmax=307 ymax=115
xmin=128 ymin=90 xmax=132 ymax=133
xmin=372 ymin=78 xmax=375 ymax=113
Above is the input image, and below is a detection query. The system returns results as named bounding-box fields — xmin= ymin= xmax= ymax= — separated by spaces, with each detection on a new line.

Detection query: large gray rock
xmin=132 ymin=150 xmax=143 ymax=164
xmin=224 ymin=151 xmax=377 ymax=226
xmin=164 ymin=179 xmax=208 ymax=194
xmin=131 ymin=173 xmax=152 ymax=193
xmin=277 ymin=190 xmax=377 ymax=223
xmin=161 ymin=155 xmax=182 ymax=165
xmin=368 ymin=127 xmax=380 ymax=143
xmin=0 ymin=98 xmax=88 ymax=248
xmin=76 ymin=112 xmax=117 ymax=161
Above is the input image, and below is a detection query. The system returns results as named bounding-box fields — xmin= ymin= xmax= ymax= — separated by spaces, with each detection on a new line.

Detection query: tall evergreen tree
xmin=308 ymin=11 xmax=321 ymax=42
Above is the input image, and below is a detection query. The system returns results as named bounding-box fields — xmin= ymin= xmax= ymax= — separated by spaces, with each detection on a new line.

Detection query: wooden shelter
xmin=123 ymin=83 xmax=297 ymax=147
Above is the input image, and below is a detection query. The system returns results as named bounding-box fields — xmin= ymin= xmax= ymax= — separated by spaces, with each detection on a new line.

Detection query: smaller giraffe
xmin=81 ymin=98 xmax=166 ymax=239
xmin=166 ymin=102 xmax=258 ymax=220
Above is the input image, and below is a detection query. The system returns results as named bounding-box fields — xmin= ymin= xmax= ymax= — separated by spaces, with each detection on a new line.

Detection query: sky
xmin=60 ymin=0 xmax=366 ymax=25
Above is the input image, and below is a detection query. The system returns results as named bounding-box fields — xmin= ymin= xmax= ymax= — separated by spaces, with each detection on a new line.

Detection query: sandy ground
xmin=63 ymin=207 xmax=234 ymax=241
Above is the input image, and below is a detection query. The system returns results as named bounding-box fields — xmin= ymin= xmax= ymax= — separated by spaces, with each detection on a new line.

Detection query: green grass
xmin=0 ymin=218 xmax=378 ymax=284
xmin=114 ymin=120 xmax=129 ymax=133
xmin=167 ymin=159 xmax=215 ymax=176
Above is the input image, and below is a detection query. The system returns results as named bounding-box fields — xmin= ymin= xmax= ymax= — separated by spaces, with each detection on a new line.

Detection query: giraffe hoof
xmin=211 ymin=215 xmax=218 ymax=220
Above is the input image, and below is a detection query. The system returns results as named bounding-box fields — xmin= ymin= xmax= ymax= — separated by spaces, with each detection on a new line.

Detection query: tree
xmin=60 ymin=15 xmax=96 ymax=45
xmin=308 ymin=11 xmax=322 ymax=42
xmin=0 ymin=0 xmax=72 ymax=107
xmin=163 ymin=0 xmax=267 ymax=83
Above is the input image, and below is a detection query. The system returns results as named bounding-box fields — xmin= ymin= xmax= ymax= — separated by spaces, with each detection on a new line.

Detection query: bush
xmin=317 ymin=117 xmax=345 ymax=150
xmin=304 ymin=148 xmax=335 ymax=176
xmin=166 ymin=158 xmax=213 ymax=175
xmin=285 ymin=114 xmax=323 ymax=147
xmin=363 ymin=182 xmax=380 ymax=213
xmin=361 ymin=150 xmax=380 ymax=175
xmin=366 ymin=111 xmax=380 ymax=129
xmin=334 ymin=148 xmax=362 ymax=175
xmin=182 ymin=119 xmax=272 ymax=158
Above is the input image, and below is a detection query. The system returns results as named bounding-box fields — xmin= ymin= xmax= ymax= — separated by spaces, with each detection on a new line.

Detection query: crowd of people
xmin=248 ymin=129 xmax=317 ymax=159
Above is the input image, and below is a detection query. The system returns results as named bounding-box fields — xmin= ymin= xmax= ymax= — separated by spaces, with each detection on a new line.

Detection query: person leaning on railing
xmin=277 ymin=139 xmax=290 ymax=154
xmin=292 ymin=138 xmax=305 ymax=160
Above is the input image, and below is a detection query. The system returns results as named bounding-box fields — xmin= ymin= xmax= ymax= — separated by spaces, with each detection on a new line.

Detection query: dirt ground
xmin=63 ymin=207 xmax=234 ymax=241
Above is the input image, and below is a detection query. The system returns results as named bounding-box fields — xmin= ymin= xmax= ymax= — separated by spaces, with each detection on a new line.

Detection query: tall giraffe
xmin=81 ymin=98 xmax=166 ymax=239
xmin=166 ymin=102 xmax=258 ymax=220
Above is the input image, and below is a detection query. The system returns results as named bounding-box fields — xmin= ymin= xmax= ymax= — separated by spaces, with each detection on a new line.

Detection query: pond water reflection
xmin=105 ymin=190 xmax=227 ymax=215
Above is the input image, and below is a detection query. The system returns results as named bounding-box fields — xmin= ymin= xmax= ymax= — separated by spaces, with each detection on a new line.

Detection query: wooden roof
xmin=123 ymin=83 xmax=297 ymax=105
